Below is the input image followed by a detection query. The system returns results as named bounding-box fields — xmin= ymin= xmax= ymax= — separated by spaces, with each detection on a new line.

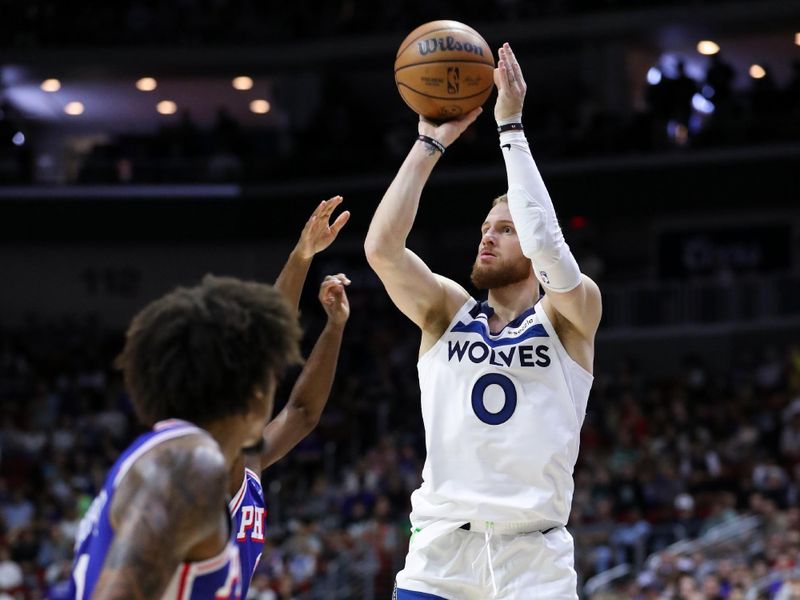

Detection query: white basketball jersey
xmin=410 ymin=297 xmax=593 ymax=528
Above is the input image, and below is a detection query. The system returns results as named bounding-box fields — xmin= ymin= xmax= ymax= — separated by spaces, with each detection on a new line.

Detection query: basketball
xmin=394 ymin=20 xmax=495 ymax=122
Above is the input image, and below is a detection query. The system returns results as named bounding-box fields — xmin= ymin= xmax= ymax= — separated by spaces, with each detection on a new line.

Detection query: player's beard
xmin=470 ymin=255 xmax=532 ymax=290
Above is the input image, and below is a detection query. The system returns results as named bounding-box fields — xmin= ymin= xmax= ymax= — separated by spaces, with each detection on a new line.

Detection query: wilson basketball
xmin=394 ymin=20 xmax=495 ymax=122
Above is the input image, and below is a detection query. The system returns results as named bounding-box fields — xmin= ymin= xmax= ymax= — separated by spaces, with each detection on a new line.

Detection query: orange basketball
xmin=394 ymin=20 xmax=495 ymax=122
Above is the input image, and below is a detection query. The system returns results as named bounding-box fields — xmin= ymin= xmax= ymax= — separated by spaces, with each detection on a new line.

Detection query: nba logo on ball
xmin=447 ymin=67 xmax=460 ymax=94
xmin=394 ymin=20 xmax=495 ymax=121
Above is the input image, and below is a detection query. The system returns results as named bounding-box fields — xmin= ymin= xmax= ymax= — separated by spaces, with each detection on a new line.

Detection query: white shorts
xmin=395 ymin=523 xmax=578 ymax=600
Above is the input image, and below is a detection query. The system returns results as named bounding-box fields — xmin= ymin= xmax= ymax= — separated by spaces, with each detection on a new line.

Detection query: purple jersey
xmin=69 ymin=419 xmax=242 ymax=600
xmin=230 ymin=467 xmax=266 ymax=598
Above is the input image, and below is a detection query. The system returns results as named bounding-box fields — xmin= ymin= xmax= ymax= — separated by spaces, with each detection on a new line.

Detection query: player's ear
xmin=250 ymin=375 xmax=275 ymax=411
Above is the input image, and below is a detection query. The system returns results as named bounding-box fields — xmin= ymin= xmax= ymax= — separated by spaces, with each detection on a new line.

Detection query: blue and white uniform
xmin=69 ymin=419 xmax=242 ymax=600
xmin=230 ymin=467 xmax=266 ymax=598
xmin=396 ymin=298 xmax=593 ymax=599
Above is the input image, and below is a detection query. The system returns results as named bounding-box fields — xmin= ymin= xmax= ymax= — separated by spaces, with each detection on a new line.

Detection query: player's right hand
xmin=295 ymin=196 xmax=350 ymax=260
xmin=418 ymin=107 xmax=482 ymax=149
xmin=319 ymin=273 xmax=350 ymax=326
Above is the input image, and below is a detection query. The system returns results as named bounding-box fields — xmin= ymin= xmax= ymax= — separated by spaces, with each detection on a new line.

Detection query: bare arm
xmin=233 ymin=201 xmax=349 ymax=484
xmin=541 ymin=274 xmax=602 ymax=339
xmin=249 ymin=274 xmax=349 ymax=471
xmin=274 ymin=195 xmax=350 ymax=312
xmin=93 ymin=438 xmax=228 ymax=599
xmin=364 ymin=112 xmax=482 ymax=337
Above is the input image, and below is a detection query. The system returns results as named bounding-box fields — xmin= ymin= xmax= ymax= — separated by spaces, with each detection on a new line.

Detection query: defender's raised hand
xmin=494 ymin=43 xmax=527 ymax=122
xmin=257 ymin=271 xmax=350 ymax=472
xmin=295 ymin=196 xmax=351 ymax=260
xmin=276 ymin=196 xmax=349 ymax=312
xmin=319 ymin=273 xmax=350 ymax=326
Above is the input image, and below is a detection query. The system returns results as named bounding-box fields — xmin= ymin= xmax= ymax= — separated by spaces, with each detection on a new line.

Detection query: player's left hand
xmin=319 ymin=273 xmax=350 ymax=326
xmin=494 ymin=43 xmax=527 ymax=121
xmin=296 ymin=196 xmax=351 ymax=260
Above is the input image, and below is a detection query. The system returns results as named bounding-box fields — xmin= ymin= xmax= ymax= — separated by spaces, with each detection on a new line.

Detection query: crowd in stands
xmin=575 ymin=345 xmax=800 ymax=598
xmin=1 ymin=272 xmax=799 ymax=598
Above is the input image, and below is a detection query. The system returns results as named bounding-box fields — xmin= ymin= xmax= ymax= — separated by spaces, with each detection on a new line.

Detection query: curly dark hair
xmin=117 ymin=274 xmax=303 ymax=427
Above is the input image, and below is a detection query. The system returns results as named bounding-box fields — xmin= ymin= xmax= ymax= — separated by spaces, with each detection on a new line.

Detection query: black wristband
xmin=417 ymin=134 xmax=446 ymax=154
xmin=497 ymin=122 xmax=524 ymax=134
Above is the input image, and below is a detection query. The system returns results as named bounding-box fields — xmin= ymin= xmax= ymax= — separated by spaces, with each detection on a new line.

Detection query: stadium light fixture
xmin=64 ymin=101 xmax=84 ymax=115
xmin=696 ymin=40 xmax=720 ymax=56
xmin=250 ymin=99 xmax=271 ymax=114
xmin=157 ymin=100 xmax=178 ymax=115
xmin=136 ymin=77 xmax=158 ymax=91
xmin=233 ymin=76 xmax=254 ymax=91
xmin=40 ymin=79 xmax=61 ymax=92
xmin=749 ymin=64 xmax=766 ymax=79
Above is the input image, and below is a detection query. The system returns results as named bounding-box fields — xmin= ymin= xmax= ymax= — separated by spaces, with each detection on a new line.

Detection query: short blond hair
xmin=492 ymin=194 xmax=508 ymax=207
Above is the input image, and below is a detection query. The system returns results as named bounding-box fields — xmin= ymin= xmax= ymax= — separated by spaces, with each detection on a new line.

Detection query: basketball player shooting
xmin=365 ymin=43 xmax=602 ymax=599
xmin=69 ymin=276 xmax=303 ymax=599
xmin=228 ymin=197 xmax=350 ymax=598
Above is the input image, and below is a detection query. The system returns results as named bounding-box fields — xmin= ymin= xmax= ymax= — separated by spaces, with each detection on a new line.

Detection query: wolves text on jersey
xmin=447 ymin=340 xmax=551 ymax=368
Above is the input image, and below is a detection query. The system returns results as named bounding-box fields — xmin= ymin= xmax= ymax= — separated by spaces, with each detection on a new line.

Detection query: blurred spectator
xmin=751 ymin=65 xmax=779 ymax=118
xmin=0 ymin=101 xmax=32 ymax=183
xmin=705 ymin=53 xmax=735 ymax=109
xmin=669 ymin=60 xmax=698 ymax=128
xmin=786 ymin=61 xmax=800 ymax=121
xmin=1 ymin=489 xmax=34 ymax=531
xmin=0 ymin=546 xmax=23 ymax=594
xmin=672 ymin=493 xmax=702 ymax=540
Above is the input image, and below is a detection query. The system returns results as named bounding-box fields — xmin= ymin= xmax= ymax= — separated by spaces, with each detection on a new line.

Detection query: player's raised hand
xmin=319 ymin=273 xmax=350 ymax=326
xmin=494 ymin=43 xmax=527 ymax=121
xmin=296 ymin=196 xmax=351 ymax=259
xmin=418 ymin=107 xmax=483 ymax=149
